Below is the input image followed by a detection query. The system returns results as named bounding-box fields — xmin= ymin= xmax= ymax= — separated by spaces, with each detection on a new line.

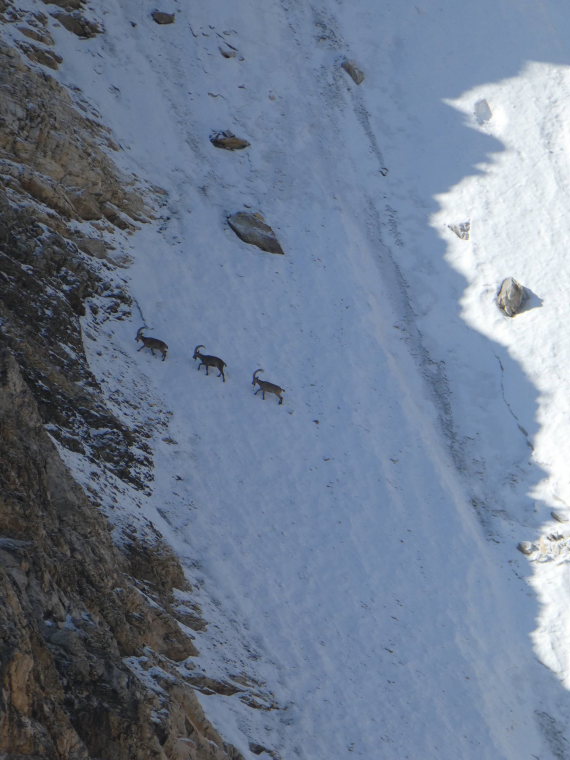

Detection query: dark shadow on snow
xmin=520 ymin=287 xmax=544 ymax=314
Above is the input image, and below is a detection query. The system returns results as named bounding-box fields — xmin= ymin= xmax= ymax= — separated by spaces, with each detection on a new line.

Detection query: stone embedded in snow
xmin=151 ymin=10 xmax=175 ymax=24
xmin=517 ymin=541 xmax=535 ymax=556
xmin=227 ymin=212 xmax=284 ymax=254
xmin=341 ymin=59 xmax=365 ymax=85
xmin=474 ymin=99 xmax=493 ymax=124
xmin=497 ymin=277 xmax=527 ymax=317
xmin=219 ymin=45 xmax=237 ymax=58
xmin=448 ymin=221 xmax=471 ymax=240
xmin=210 ymin=131 xmax=250 ymax=151
xmin=551 ymin=510 xmax=570 ymax=523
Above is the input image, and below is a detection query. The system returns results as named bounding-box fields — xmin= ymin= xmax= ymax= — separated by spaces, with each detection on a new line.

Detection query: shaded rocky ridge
xmin=0 ymin=348 xmax=244 ymax=760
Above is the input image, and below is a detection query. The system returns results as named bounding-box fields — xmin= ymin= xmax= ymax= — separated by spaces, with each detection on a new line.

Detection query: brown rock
xmin=227 ymin=211 xmax=284 ymax=254
xmin=18 ymin=25 xmax=55 ymax=45
xmin=42 ymin=0 xmax=84 ymax=9
xmin=16 ymin=40 xmax=62 ymax=69
xmin=0 ymin=41 xmax=149 ymax=227
xmin=0 ymin=346 xmax=246 ymax=760
xmin=210 ymin=131 xmax=250 ymax=151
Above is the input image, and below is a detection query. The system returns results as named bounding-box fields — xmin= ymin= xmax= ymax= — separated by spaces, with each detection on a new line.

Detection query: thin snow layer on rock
xmin=38 ymin=1 xmax=570 ymax=759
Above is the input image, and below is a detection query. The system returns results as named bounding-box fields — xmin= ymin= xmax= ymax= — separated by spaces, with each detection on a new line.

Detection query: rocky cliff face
xmin=0 ymin=11 xmax=243 ymax=760
xmin=0 ymin=350 xmax=241 ymax=760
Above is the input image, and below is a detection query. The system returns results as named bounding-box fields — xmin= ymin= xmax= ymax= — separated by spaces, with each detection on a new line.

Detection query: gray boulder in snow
xmin=474 ymin=98 xmax=493 ymax=125
xmin=227 ymin=212 xmax=284 ymax=254
xmin=517 ymin=541 xmax=535 ymax=556
xmin=341 ymin=59 xmax=365 ymax=85
xmin=210 ymin=131 xmax=250 ymax=151
xmin=448 ymin=221 xmax=471 ymax=240
xmin=497 ymin=277 xmax=527 ymax=317
xmin=151 ymin=10 xmax=175 ymax=24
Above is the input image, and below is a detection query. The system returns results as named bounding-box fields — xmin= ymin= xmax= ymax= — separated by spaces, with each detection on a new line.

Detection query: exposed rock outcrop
xmin=18 ymin=22 xmax=55 ymax=46
xmin=42 ymin=0 xmax=85 ymax=9
xmin=0 ymin=8 xmax=263 ymax=759
xmin=0 ymin=349 xmax=243 ymax=760
xmin=15 ymin=39 xmax=62 ymax=68
xmin=0 ymin=65 xmax=245 ymax=752
xmin=51 ymin=10 xmax=102 ymax=39
xmin=0 ymin=194 xmax=150 ymax=489
xmin=227 ymin=211 xmax=284 ymax=254
xmin=0 ymin=188 xmax=258 ymax=758
xmin=0 ymin=42 xmax=148 ymax=230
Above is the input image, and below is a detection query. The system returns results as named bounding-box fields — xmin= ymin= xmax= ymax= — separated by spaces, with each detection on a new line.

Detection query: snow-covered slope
xmin=18 ymin=0 xmax=570 ymax=756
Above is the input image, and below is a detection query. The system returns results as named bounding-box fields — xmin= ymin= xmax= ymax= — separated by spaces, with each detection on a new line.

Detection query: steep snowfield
xmin=16 ymin=0 xmax=570 ymax=756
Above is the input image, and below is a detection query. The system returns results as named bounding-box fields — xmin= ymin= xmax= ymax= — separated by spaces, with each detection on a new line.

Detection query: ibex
xmin=252 ymin=369 xmax=284 ymax=405
xmin=193 ymin=345 xmax=226 ymax=382
xmin=136 ymin=326 xmax=168 ymax=361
